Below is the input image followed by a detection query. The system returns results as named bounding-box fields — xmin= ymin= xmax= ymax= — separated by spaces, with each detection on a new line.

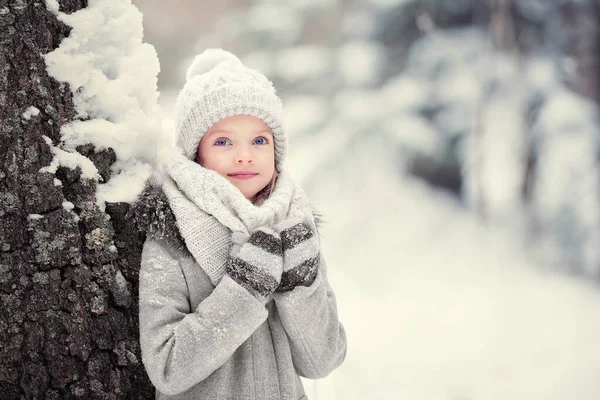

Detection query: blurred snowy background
xmin=127 ymin=0 xmax=600 ymax=398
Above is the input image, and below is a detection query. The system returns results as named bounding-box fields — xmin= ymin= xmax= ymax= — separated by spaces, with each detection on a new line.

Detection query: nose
xmin=234 ymin=146 xmax=253 ymax=164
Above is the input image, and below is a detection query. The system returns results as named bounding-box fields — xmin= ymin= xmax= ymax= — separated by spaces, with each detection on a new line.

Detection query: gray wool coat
xmin=131 ymin=185 xmax=347 ymax=399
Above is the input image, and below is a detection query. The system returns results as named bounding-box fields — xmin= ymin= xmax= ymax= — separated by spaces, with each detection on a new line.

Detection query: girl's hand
xmin=226 ymin=227 xmax=284 ymax=299
xmin=275 ymin=219 xmax=320 ymax=292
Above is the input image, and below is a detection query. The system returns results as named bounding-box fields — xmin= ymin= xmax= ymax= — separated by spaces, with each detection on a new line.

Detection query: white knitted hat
xmin=173 ymin=49 xmax=287 ymax=170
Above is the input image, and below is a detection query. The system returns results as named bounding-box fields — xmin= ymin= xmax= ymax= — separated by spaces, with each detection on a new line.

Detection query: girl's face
xmin=197 ymin=115 xmax=276 ymax=201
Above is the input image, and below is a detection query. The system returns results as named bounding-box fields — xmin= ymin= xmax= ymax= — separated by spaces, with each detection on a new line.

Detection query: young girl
xmin=133 ymin=49 xmax=347 ymax=399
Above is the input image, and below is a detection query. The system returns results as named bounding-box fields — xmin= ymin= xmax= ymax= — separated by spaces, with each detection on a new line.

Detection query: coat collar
xmin=126 ymin=181 xmax=189 ymax=257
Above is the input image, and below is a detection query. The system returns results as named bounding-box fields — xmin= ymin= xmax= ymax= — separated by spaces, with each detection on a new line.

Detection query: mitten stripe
xmin=228 ymin=258 xmax=279 ymax=297
xmin=281 ymin=223 xmax=314 ymax=251
xmin=277 ymin=255 xmax=320 ymax=292
xmin=283 ymin=236 xmax=320 ymax=267
xmin=236 ymin=244 xmax=284 ymax=272
xmin=248 ymin=230 xmax=283 ymax=256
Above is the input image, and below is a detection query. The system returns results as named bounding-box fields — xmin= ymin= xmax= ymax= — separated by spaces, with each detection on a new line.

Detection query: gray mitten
xmin=276 ymin=219 xmax=320 ymax=292
xmin=226 ymin=227 xmax=283 ymax=299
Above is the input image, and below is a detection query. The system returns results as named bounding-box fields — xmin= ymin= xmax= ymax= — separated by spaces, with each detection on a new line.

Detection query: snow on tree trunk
xmin=465 ymin=52 xmax=528 ymax=225
xmin=530 ymin=90 xmax=600 ymax=277
xmin=463 ymin=0 xmax=528 ymax=225
xmin=0 ymin=1 xmax=157 ymax=398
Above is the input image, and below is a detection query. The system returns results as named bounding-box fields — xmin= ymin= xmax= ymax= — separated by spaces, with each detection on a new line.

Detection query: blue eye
xmin=214 ymin=138 xmax=229 ymax=146
xmin=253 ymin=136 xmax=268 ymax=145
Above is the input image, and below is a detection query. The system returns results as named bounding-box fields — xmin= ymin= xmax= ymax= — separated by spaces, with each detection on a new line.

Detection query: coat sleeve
xmin=272 ymin=253 xmax=347 ymax=379
xmin=138 ymin=238 xmax=268 ymax=395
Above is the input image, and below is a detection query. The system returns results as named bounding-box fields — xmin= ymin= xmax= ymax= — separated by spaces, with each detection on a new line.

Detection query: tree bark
xmin=0 ymin=1 xmax=153 ymax=398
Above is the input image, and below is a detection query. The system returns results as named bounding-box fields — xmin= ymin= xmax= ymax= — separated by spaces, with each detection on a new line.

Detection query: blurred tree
xmin=0 ymin=1 xmax=153 ymax=398
xmin=369 ymin=0 xmax=600 ymax=277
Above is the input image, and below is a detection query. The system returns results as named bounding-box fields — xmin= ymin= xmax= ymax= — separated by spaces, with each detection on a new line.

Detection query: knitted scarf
xmin=161 ymin=147 xmax=316 ymax=286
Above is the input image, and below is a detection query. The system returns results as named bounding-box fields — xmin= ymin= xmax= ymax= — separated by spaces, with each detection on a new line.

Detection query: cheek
xmin=197 ymin=141 xmax=217 ymax=166
xmin=261 ymin=150 xmax=275 ymax=172
xmin=198 ymin=148 xmax=231 ymax=176
xmin=200 ymin=153 xmax=221 ymax=171
xmin=263 ymin=146 xmax=275 ymax=162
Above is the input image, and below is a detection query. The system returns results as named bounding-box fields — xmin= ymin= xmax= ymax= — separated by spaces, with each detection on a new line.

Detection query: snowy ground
xmin=288 ymin=132 xmax=600 ymax=400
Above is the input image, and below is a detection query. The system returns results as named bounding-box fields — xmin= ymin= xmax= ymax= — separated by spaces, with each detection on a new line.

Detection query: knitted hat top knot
xmin=185 ymin=49 xmax=242 ymax=81
xmin=174 ymin=48 xmax=287 ymax=171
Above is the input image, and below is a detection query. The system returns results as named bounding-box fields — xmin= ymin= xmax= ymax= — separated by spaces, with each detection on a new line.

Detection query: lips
xmin=227 ymin=172 xmax=258 ymax=180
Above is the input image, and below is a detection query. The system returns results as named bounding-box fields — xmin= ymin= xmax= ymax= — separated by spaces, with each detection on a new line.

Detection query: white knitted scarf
xmin=162 ymin=147 xmax=315 ymax=285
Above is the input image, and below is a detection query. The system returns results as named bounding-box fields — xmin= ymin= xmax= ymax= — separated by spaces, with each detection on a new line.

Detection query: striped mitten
xmin=226 ymin=227 xmax=283 ymax=299
xmin=276 ymin=219 xmax=320 ymax=292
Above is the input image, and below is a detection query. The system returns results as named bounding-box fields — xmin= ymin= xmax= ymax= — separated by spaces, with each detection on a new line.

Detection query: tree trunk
xmin=0 ymin=1 xmax=153 ymax=398
xmin=558 ymin=0 xmax=600 ymax=104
